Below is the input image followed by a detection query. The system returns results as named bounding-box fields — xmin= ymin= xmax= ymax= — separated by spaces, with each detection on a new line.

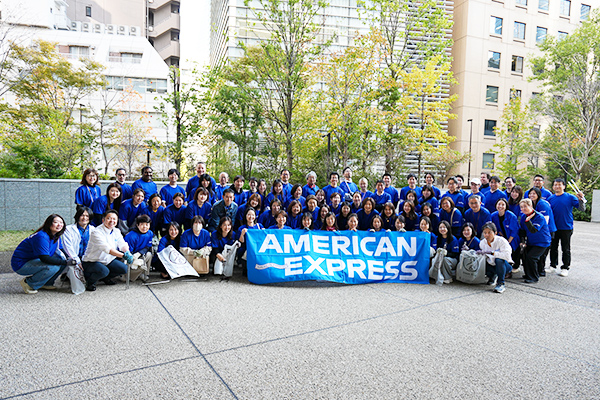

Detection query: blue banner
xmin=246 ymin=230 xmax=430 ymax=285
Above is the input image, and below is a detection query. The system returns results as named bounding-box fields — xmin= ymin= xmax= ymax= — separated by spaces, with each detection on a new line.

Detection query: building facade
xmin=449 ymin=0 xmax=595 ymax=182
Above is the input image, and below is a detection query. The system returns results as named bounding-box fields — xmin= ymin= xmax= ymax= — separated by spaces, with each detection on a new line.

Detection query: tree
xmin=530 ymin=15 xmax=600 ymax=183
xmin=359 ymin=0 xmax=455 ymax=174
xmin=233 ymin=0 xmax=328 ymax=170
xmin=0 ymin=40 xmax=105 ymax=177
xmin=492 ymin=96 xmax=539 ymax=182
xmin=87 ymin=88 xmax=123 ymax=175
xmin=156 ymin=66 xmax=202 ymax=172
xmin=424 ymin=146 xmax=472 ymax=187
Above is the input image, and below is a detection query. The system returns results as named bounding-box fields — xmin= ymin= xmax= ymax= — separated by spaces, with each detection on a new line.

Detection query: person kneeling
xmin=479 ymin=222 xmax=513 ymax=294
xmin=124 ymin=214 xmax=154 ymax=282
xmin=82 ymin=210 xmax=134 ymax=291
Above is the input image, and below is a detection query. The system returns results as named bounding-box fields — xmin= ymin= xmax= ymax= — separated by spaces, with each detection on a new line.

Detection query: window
xmin=105 ymin=76 xmax=168 ymax=94
xmin=491 ymin=16 xmax=503 ymax=35
xmin=539 ymin=0 xmax=549 ymax=11
xmin=484 ymin=120 xmax=497 ymax=136
xmin=482 ymin=153 xmax=495 ymax=169
xmin=486 ymin=86 xmax=499 ymax=103
xmin=558 ymin=31 xmax=568 ymax=41
xmin=532 ymin=92 xmax=541 ymax=98
xmin=85 ymin=6 xmax=91 ymax=17
xmin=516 ymin=0 xmax=527 ymax=5
xmin=560 ymin=0 xmax=570 ymax=16
xmin=510 ymin=88 xmax=522 ymax=99
xmin=511 ymin=55 xmax=524 ymax=73
xmin=581 ymin=4 xmax=591 ymax=20
xmin=536 ymin=27 xmax=547 ymax=43
xmin=69 ymin=46 xmax=89 ymax=58
xmin=171 ymin=30 xmax=180 ymax=41
xmin=171 ymin=3 xmax=180 ymax=13
xmin=514 ymin=22 xmax=526 ymax=40
xmin=531 ymin=125 xmax=541 ymax=138
xmin=488 ymin=51 xmax=501 ymax=69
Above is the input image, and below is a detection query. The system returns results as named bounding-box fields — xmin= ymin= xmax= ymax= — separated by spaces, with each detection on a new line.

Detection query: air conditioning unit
xmin=82 ymin=22 xmax=90 ymax=32
xmin=129 ymin=26 xmax=140 ymax=36
xmin=71 ymin=21 xmax=82 ymax=31
xmin=93 ymin=23 xmax=102 ymax=33
xmin=105 ymin=24 xmax=116 ymax=34
xmin=117 ymin=25 xmax=128 ymax=35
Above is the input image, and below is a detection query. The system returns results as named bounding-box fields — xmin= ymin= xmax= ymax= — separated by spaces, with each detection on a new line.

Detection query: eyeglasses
xmin=117 ymin=173 xmax=126 ymax=177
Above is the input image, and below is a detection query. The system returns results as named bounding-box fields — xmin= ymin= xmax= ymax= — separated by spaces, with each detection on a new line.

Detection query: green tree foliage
xmin=530 ymin=14 xmax=600 ymax=184
xmin=0 ymin=40 xmax=105 ymax=178
xmin=492 ymin=96 xmax=540 ymax=182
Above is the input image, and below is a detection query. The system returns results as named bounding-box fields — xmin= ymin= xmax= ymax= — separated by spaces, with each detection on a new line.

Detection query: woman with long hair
xmin=91 ymin=183 xmax=122 ymax=226
xmin=75 ymin=168 xmax=102 ymax=208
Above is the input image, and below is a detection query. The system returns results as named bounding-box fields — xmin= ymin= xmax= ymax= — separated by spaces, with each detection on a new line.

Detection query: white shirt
xmin=479 ymin=235 xmax=513 ymax=264
xmin=62 ymin=224 xmax=95 ymax=264
xmin=82 ymin=224 xmax=129 ymax=265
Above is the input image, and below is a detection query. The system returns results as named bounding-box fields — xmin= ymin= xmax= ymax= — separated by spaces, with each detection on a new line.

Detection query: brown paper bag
xmin=192 ymin=256 xmax=209 ymax=274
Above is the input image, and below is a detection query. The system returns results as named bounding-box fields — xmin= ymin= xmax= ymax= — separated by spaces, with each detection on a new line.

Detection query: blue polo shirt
xmin=11 ymin=231 xmax=59 ymax=272
xmin=132 ymin=179 xmax=158 ymax=201
xmin=548 ymin=193 xmax=580 ymax=230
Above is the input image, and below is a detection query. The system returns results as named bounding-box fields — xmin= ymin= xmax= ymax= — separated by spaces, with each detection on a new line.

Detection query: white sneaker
xmin=443 ymin=278 xmax=453 ymax=284
xmin=558 ymin=269 xmax=569 ymax=277
xmin=20 ymin=278 xmax=37 ymax=294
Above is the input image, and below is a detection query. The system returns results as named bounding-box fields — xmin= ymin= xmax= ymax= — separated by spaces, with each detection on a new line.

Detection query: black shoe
xmin=86 ymin=284 xmax=97 ymax=292
xmin=102 ymin=278 xmax=116 ymax=286
xmin=539 ymin=271 xmax=546 ymax=277
xmin=524 ymin=279 xmax=538 ymax=284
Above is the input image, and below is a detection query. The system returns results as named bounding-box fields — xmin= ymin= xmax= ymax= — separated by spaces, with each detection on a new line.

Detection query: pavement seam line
xmin=509 ymin=281 xmax=600 ymax=309
xmin=146 ymin=286 xmax=239 ymax=400
xmin=204 ymin=291 xmax=480 ymax=357
xmin=0 ymin=355 xmax=202 ymax=400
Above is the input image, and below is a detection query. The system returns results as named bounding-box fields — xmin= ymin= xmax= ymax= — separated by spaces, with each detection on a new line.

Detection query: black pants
xmin=550 ymin=229 xmax=573 ymax=270
xmin=523 ymin=245 xmax=547 ymax=282
xmin=511 ymin=247 xmax=521 ymax=270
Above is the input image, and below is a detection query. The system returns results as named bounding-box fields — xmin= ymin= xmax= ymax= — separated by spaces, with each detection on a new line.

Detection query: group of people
xmin=11 ymin=162 xmax=585 ymax=295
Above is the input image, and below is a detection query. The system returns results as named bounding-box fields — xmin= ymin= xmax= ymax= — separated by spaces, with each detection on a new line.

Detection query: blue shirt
xmin=11 ymin=231 xmax=59 ymax=271
xmin=437 ymin=236 xmax=460 ymax=258
xmin=258 ymin=210 xmax=278 ymax=229
xmin=163 ymin=204 xmax=187 ymax=227
xmin=210 ymin=231 xmax=235 ymax=252
xmin=284 ymin=196 xmax=306 ymax=210
xmin=357 ymin=209 xmax=380 ymax=231
xmin=535 ymin=199 xmax=556 ymax=233
xmin=525 ymin=187 xmax=553 ymax=201
xmin=186 ymin=175 xmax=216 ymax=201
xmin=144 ymin=206 xmax=165 ymax=234
xmin=118 ymin=182 xmax=133 ymax=200
xmin=236 ymin=224 xmax=264 ymax=251
xmin=519 ymin=211 xmax=551 ymax=247
xmin=419 ymin=196 xmax=439 ymax=214
xmin=158 ymin=236 xmax=179 ymax=252
xmin=384 ymin=186 xmax=399 ymax=204
xmin=120 ymin=199 xmax=147 ymax=228
xmin=181 ymin=228 xmax=211 ymax=249
xmin=185 ymin=201 xmax=212 ymax=229
xmin=340 ymin=181 xmax=358 ymax=195
xmin=459 ymin=236 xmax=480 ymax=251
xmin=281 ymin=182 xmax=293 ymax=201
xmin=159 ymin=184 xmax=186 ymax=206
xmin=124 ymin=229 xmax=153 ymax=253
xmin=91 ymin=195 xmax=117 ymax=226
xmin=75 ymin=185 xmax=102 ymax=208
xmin=302 ymin=184 xmax=320 ymax=198
xmin=322 ymin=185 xmax=345 ymax=205
xmin=484 ymin=189 xmax=508 ymax=214
xmin=132 ymin=179 xmax=158 ymax=201
xmin=266 ymin=193 xmax=285 ymax=206
xmin=491 ymin=211 xmax=520 ymax=250
xmin=464 ymin=192 xmax=487 ymax=208
xmin=439 ymin=208 xmax=463 ymax=234
xmin=400 ymin=186 xmax=422 ymax=201
xmin=463 ymin=207 xmax=492 ymax=237
xmin=548 ymin=193 xmax=580 ymax=230
xmin=371 ymin=191 xmax=392 ymax=206
xmin=233 ymin=190 xmax=248 ymax=207
xmin=214 ymin=184 xmax=230 ymax=201
xmin=441 ymin=191 xmax=465 ymax=210
xmin=400 ymin=212 xmax=421 ymax=232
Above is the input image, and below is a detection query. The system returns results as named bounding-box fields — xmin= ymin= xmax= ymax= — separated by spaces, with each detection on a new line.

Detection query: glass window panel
xmin=511 ymin=55 xmax=524 ymax=73
xmin=484 ymin=120 xmax=496 ymax=136
xmin=486 ymin=86 xmax=499 ymax=103
xmin=488 ymin=51 xmax=501 ymax=69
xmin=482 ymin=153 xmax=495 ymax=169
xmin=536 ymin=27 xmax=547 ymax=43
xmin=491 ymin=16 xmax=503 ymax=35
xmin=514 ymin=22 xmax=525 ymax=40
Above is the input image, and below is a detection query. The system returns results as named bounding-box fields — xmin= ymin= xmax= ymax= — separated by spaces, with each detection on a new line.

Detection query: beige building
xmin=449 ymin=0 xmax=594 ymax=182
xmin=65 ymin=0 xmax=181 ymax=66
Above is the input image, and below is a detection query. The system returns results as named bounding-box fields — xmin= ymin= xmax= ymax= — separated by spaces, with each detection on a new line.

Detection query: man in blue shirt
xmin=340 ymin=167 xmax=359 ymax=201
xmin=302 ymin=171 xmax=320 ymax=198
xmin=400 ymin=174 xmax=422 ymax=200
xmin=322 ymin=172 xmax=345 ymax=206
xmin=382 ymin=173 xmax=399 ymax=207
xmin=484 ymin=176 xmax=508 ymax=214
xmin=115 ymin=168 xmax=133 ymax=200
xmin=214 ymin=172 xmax=230 ymax=201
xmin=524 ymin=174 xmax=553 ymax=200
xmin=186 ymin=162 xmax=217 ymax=201
xmin=463 ymin=195 xmax=492 ymax=237
xmin=441 ymin=177 xmax=465 ymax=212
xmin=280 ymin=169 xmax=293 ymax=201
xmin=159 ymin=168 xmax=186 ymax=206
xmin=548 ymin=178 xmax=586 ymax=277
xmin=479 ymin=172 xmax=491 ymax=196
xmin=131 ymin=166 xmax=157 ymax=201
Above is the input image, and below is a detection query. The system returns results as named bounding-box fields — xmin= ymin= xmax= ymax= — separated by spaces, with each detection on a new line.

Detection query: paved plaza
xmin=1 ymin=221 xmax=599 ymax=399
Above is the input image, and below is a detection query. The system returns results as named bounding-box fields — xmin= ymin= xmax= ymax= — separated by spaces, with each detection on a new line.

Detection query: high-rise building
xmin=449 ymin=0 xmax=595 ymax=182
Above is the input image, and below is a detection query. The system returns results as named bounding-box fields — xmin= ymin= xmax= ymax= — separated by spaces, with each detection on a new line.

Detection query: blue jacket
xmin=519 ymin=211 xmax=551 ymax=247
xmin=181 ymin=228 xmax=211 ymax=249
xmin=124 ymin=229 xmax=153 ymax=255
xmin=208 ymin=200 xmax=238 ymax=232
xmin=463 ymin=207 xmax=492 ymax=237
xmin=132 ymin=179 xmax=158 ymax=201
xmin=491 ymin=210 xmax=520 ymax=250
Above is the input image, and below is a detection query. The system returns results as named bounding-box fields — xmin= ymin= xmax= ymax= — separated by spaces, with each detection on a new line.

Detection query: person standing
xmin=548 ymin=178 xmax=585 ymax=277
xmin=302 ymin=171 xmax=320 ymax=198
xmin=322 ymin=172 xmax=345 ymax=206
xmin=186 ymin=162 xmax=217 ymax=202
xmin=340 ymin=167 xmax=359 ymax=200
xmin=75 ymin=168 xmax=102 ymax=208
xmin=479 ymin=172 xmax=491 ymax=196
xmin=463 ymin=195 xmax=492 ymax=237
xmin=131 ymin=166 xmax=157 ymax=201
xmin=382 ymin=173 xmax=400 ymax=207
xmin=115 ymin=168 xmax=133 ymax=200
xmin=525 ymin=174 xmax=553 ymax=200
xmin=214 ymin=172 xmax=230 ymax=201
xmin=484 ymin=176 xmax=508 ymax=214
xmin=159 ymin=169 xmax=186 ymax=206
xmin=208 ymin=189 xmax=238 ymax=232
xmin=280 ymin=169 xmax=293 ymax=201
xmin=424 ymin=172 xmax=441 ymax=199
xmin=399 ymin=174 xmax=422 ymax=201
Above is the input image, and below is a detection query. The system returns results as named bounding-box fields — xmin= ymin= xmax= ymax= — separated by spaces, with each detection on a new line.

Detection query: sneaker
xmin=487 ymin=276 xmax=497 ymax=286
xmin=19 ymin=278 xmax=37 ymax=294
xmin=494 ymin=284 xmax=505 ymax=294
xmin=558 ymin=269 xmax=569 ymax=277
xmin=443 ymin=278 xmax=452 ymax=284
xmin=40 ymin=285 xmax=56 ymax=290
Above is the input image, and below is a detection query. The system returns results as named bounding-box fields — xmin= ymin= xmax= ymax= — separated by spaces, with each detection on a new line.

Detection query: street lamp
xmin=467 ymin=119 xmax=473 ymax=184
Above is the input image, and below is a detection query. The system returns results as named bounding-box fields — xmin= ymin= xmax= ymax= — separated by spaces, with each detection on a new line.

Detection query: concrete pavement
xmin=1 ymin=221 xmax=599 ymax=399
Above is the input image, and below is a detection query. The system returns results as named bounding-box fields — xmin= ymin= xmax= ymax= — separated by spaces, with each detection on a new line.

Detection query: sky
xmin=180 ymin=0 xmax=211 ymax=70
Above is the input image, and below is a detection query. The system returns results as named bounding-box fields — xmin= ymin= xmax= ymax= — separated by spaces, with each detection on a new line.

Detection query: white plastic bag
xmin=214 ymin=241 xmax=241 ymax=277
xmin=67 ymin=264 xmax=86 ymax=295
xmin=456 ymin=250 xmax=488 ymax=284
xmin=429 ymin=248 xmax=446 ymax=285
xmin=158 ymin=245 xmax=199 ymax=279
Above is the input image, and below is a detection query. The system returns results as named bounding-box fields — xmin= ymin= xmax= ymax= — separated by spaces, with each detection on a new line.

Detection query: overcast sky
xmin=180 ymin=0 xmax=211 ymax=69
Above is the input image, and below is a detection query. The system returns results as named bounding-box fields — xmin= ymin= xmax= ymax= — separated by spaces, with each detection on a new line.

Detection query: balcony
xmin=148 ymin=12 xmax=180 ymax=37
xmin=157 ymin=41 xmax=180 ymax=61
xmin=147 ymin=0 xmax=173 ymax=10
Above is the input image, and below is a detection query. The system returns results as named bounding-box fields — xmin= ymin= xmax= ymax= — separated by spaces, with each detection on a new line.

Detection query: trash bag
xmin=456 ymin=250 xmax=488 ymax=284
xmin=67 ymin=263 xmax=86 ymax=295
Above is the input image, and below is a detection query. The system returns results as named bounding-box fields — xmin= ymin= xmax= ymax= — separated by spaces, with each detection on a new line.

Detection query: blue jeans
xmin=82 ymin=259 xmax=128 ymax=286
xmin=486 ymin=258 xmax=512 ymax=285
xmin=15 ymin=259 xmax=66 ymax=290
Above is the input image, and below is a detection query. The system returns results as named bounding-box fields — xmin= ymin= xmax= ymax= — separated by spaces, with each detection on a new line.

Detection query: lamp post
xmin=467 ymin=119 xmax=473 ymax=184
xmin=80 ymin=104 xmax=85 ymax=172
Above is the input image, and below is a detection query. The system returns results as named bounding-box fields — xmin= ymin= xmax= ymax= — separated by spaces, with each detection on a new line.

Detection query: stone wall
xmin=0 ymin=178 xmax=183 ymax=230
